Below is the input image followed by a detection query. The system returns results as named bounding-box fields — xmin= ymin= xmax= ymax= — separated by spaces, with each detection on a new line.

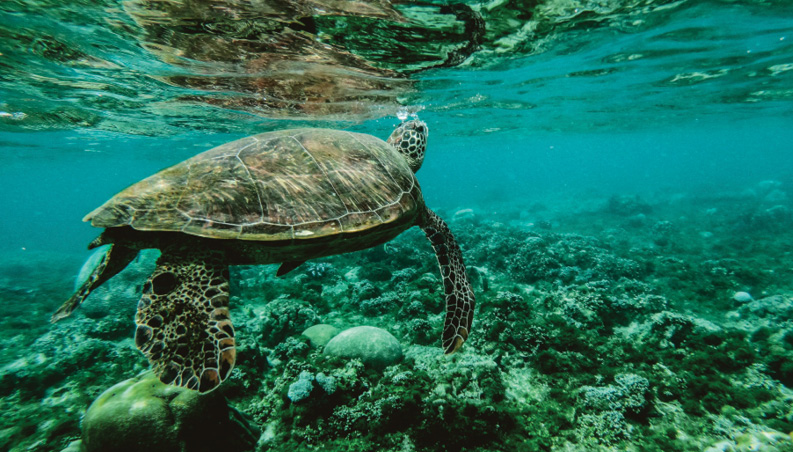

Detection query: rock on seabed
xmin=323 ymin=326 xmax=403 ymax=369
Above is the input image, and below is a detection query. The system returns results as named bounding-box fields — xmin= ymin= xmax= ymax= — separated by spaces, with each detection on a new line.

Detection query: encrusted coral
xmin=258 ymin=297 xmax=321 ymax=347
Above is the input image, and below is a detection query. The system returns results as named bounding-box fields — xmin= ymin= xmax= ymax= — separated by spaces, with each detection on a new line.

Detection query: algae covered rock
xmin=301 ymin=324 xmax=340 ymax=348
xmin=81 ymin=372 xmax=258 ymax=452
xmin=324 ymin=326 xmax=402 ymax=369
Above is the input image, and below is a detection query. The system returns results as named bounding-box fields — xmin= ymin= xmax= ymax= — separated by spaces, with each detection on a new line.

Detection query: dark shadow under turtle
xmin=53 ymin=120 xmax=475 ymax=393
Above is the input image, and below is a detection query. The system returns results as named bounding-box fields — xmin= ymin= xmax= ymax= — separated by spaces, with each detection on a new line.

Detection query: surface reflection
xmin=125 ymin=0 xmax=483 ymax=118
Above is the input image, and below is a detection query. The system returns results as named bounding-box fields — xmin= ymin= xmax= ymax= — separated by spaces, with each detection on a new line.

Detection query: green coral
xmin=81 ymin=372 xmax=258 ymax=452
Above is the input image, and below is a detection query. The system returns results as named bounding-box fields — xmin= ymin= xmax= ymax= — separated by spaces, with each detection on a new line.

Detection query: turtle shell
xmin=85 ymin=129 xmax=423 ymax=241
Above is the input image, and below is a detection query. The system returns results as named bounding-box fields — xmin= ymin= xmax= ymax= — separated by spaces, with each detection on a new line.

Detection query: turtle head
xmin=387 ymin=119 xmax=428 ymax=173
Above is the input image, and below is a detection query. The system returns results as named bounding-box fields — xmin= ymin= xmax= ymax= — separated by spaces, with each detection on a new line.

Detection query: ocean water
xmin=2 ymin=0 xmax=793 ymax=451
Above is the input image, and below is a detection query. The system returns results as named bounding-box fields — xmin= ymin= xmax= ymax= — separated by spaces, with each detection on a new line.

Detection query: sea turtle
xmin=52 ymin=120 xmax=475 ymax=393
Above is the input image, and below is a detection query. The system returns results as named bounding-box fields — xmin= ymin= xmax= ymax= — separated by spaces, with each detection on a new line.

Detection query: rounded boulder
xmin=301 ymin=324 xmax=340 ymax=348
xmin=323 ymin=326 xmax=403 ymax=369
xmin=81 ymin=372 xmax=257 ymax=452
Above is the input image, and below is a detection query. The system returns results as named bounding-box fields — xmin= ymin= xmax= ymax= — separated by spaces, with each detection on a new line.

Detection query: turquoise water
xmin=2 ymin=0 xmax=793 ymax=451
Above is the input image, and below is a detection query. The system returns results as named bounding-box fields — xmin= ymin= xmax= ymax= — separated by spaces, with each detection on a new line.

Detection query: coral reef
xmin=3 ymin=182 xmax=793 ymax=451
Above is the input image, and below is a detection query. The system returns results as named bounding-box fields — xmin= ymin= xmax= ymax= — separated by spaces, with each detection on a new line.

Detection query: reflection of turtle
xmin=123 ymin=0 xmax=484 ymax=120
xmin=53 ymin=120 xmax=475 ymax=393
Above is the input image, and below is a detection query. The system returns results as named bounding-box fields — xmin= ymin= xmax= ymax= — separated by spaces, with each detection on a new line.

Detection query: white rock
xmin=324 ymin=326 xmax=402 ymax=369
xmin=453 ymin=208 xmax=475 ymax=221
xmin=733 ymin=291 xmax=753 ymax=303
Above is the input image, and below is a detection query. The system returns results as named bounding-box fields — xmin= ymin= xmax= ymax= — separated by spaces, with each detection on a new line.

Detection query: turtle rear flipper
xmin=134 ymin=249 xmax=235 ymax=393
xmin=420 ymin=208 xmax=475 ymax=354
xmin=51 ymin=244 xmax=137 ymax=323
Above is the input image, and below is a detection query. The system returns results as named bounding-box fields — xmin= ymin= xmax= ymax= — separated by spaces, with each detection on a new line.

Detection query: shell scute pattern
xmin=86 ymin=129 xmax=420 ymax=241
xmin=84 ymin=164 xmax=187 ymax=229
xmin=350 ymin=132 xmax=417 ymax=192
xmin=178 ymin=148 xmax=264 ymax=227
xmin=296 ymin=132 xmax=404 ymax=216
xmin=239 ymin=135 xmax=346 ymax=227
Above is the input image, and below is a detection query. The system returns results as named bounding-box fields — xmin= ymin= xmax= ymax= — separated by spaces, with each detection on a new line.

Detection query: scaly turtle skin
xmin=53 ymin=120 xmax=475 ymax=393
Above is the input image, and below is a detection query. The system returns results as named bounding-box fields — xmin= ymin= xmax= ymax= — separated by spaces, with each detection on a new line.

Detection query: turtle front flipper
xmin=276 ymin=260 xmax=305 ymax=277
xmin=134 ymin=249 xmax=235 ymax=393
xmin=51 ymin=244 xmax=137 ymax=323
xmin=420 ymin=208 xmax=475 ymax=354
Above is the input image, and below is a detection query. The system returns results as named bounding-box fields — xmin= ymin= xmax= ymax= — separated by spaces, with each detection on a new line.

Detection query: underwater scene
xmin=2 ymin=0 xmax=793 ymax=451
